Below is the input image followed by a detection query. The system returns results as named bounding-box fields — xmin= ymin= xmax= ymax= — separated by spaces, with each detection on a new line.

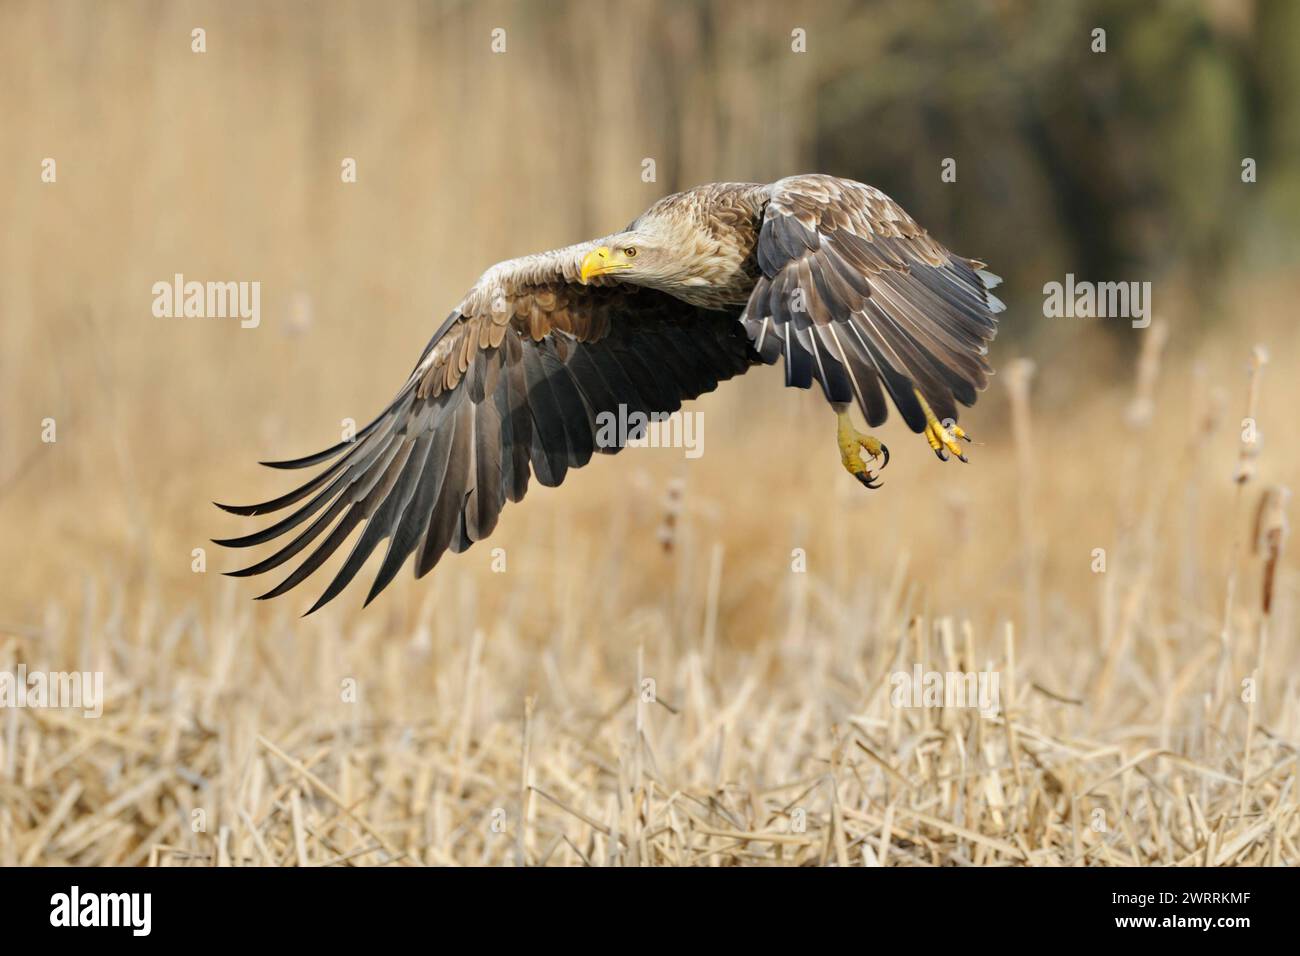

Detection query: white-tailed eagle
xmin=216 ymin=174 xmax=1003 ymax=612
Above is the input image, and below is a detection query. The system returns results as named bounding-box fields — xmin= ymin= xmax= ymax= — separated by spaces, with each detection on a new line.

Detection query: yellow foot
xmin=837 ymin=411 xmax=889 ymax=489
xmin=915 ymin=389 xmax=971 ymax=462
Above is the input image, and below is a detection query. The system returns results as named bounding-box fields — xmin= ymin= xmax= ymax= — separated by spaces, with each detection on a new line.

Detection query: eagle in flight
xmin=216 ymin=174 xmax=1003 ymax=613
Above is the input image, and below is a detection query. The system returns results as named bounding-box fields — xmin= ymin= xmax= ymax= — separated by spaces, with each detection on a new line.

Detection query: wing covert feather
xmin=740 ymin=174 xmax=1002 ymax=432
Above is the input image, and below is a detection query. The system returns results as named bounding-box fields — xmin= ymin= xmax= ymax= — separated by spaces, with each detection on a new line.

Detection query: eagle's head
xmin=578 ymin=210 xmax=719 ymax=295
xmin=577 ymin=237 xmax=647 ymax=284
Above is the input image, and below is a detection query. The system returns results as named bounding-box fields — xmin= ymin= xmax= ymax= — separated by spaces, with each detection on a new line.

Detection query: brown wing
xmin=741 ymin=174 xmax=1003 ymax=431
xmin=215 ymin=245 xmax=756 ymax=613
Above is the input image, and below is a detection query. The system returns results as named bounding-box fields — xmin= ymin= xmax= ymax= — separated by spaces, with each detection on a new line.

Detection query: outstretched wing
xmin=741 ymin=174 xmax=1003 ymax=431
xmin=215 ymin=244 xmax=756 ymax=613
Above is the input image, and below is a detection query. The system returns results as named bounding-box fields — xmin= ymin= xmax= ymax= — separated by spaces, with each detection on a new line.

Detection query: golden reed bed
xmin=2 ymin=300 xmax=1296 ymax=865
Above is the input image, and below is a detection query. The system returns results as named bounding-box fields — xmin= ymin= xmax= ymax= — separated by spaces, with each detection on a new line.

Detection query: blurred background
xmin=1 ymin=0 xmax=1297 ymax=866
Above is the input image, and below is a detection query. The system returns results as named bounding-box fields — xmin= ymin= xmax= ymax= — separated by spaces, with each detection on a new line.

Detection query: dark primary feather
xmin=740 ymin=173 xmax=1003 ymax=431
xmin=215 ymin=274 xmax=756 ymax=613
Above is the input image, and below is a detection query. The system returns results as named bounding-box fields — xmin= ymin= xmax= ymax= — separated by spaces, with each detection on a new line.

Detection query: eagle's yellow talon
xmin=837 ymin=410 xmax=888 ymax=489
xmin=916 ymin=390 xmax=970 ymax=463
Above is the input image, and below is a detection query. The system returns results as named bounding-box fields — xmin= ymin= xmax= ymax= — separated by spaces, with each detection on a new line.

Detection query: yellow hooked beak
xmin=579 ymin=246 xmax=632 ymax=284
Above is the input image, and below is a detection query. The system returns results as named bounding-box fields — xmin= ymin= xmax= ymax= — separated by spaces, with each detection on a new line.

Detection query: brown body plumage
xmin=216 ymin=174 xmax=1003 ymax=612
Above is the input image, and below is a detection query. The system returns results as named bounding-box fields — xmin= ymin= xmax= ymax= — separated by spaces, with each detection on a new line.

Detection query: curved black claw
xmin=855 ymin=470 xmax=883 ymax=490
xmin=877 ymin=443 xmax=891 ymax=470
xmin=934 ymin=448 xmax=949 ymax=462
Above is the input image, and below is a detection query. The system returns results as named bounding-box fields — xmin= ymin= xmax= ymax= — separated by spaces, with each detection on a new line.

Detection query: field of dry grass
xmin=1 ymin=1 xmax=1296 ymax=866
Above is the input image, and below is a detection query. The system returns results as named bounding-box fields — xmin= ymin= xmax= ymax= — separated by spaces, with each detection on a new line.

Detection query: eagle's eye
xmin=623 ymin=247 xmax=637 ymax=258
